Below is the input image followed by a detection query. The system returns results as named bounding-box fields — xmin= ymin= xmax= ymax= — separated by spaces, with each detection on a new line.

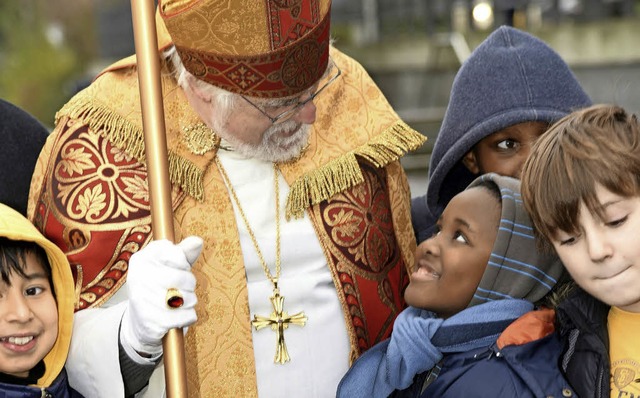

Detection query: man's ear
xmin=185 ymin=75 xmax=212 ymax=104
xmin=462 ymin=150 xmax=480 ymax=174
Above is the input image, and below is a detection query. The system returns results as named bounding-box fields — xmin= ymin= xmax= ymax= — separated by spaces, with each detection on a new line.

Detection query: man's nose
xmin=294 ymin=100 xmax=317 ymax=125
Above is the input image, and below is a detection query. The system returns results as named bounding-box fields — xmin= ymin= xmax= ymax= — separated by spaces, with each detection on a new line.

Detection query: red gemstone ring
xmin=166 ymin=288 xmax=184 ymax=309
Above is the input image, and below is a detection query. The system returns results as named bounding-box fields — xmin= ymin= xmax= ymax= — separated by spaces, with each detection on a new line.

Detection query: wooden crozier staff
xmin=130 ymin=0 xmax=188 ymax=396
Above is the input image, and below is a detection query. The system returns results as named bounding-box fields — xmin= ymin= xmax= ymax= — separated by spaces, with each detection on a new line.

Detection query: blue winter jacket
xmin=393 ymin=330 xmax=574 ymax=398
xmin=340 ymin=309 xmax=576 ymax=398
xmin=0 ymin=369 xmax=82 ymax=398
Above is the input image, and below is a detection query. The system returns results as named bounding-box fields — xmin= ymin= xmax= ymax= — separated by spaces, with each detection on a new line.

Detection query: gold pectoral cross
xmin=252 ymin=287 xmax=307 ymax=364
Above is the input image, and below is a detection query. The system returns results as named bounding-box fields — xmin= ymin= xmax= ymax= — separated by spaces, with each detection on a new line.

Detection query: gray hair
xmin=164 ymin=46 xmax=238 ymax=114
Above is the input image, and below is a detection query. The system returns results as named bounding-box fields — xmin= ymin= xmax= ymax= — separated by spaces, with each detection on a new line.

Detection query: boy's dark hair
xmin=0 ymin=237 xmax=53 ymax=296
xmin=521 ymin=104 xmax=640 ymax=247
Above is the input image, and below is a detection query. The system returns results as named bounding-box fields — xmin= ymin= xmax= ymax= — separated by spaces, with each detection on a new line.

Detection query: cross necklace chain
xmin=215 ymin=157 xmax=307 ymax=364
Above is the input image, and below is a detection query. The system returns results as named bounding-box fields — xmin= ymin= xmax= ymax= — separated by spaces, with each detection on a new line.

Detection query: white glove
xmin=120 ymin=236 xmax=202 ymax=355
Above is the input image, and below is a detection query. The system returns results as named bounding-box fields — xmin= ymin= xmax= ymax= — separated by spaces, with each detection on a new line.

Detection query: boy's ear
xmin=462 ymin=150 xmax=480 ymax=174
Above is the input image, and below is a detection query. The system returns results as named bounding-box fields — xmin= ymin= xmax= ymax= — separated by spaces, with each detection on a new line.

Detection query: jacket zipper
xmin=596 ymin=367 xmax=605 ymax=398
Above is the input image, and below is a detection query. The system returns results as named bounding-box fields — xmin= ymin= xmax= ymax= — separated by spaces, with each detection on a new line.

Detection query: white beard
xmin=214 ymin=119 xmax=311 ymax=162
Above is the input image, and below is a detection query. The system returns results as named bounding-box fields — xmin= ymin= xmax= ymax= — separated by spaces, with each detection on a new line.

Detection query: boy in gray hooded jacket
xmin=411 ymin=26 xmax=591 ymax=243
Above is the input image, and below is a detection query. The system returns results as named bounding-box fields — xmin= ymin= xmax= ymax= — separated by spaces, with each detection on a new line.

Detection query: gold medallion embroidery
xmin=182 ymin=122 xmax=219 ymax=155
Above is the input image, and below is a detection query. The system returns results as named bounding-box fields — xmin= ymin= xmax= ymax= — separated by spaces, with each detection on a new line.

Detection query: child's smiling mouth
xmin=412 ymin=260 xmax=441 ymax=280
xmin=0 ymin=334 xmax=37 ymax=352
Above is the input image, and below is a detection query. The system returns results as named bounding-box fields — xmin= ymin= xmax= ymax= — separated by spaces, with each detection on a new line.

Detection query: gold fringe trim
xmin=286 ymin=121 xmax=425 ymax=219
xmin=57 ymin=97 xmax=204 ymax=201
xmin=286 ymin=154 xmax=363 ymax=220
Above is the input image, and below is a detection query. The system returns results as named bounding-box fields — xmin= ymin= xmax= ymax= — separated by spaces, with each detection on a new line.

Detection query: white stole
xmin=217 ymin=149 xmax=351 ymax=398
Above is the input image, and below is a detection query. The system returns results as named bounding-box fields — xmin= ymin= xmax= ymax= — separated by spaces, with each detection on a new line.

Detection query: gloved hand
xmin=120 ymin=236 xmax=203 ymax=355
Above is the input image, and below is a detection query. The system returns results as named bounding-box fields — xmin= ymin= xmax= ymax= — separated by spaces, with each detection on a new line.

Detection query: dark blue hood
xmin=412 ymin=26 xmax=592 ymax=242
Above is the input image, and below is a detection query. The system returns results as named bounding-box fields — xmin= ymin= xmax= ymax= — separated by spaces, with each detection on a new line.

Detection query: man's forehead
xmin=247 ymin=68 xmax=329 ymax=106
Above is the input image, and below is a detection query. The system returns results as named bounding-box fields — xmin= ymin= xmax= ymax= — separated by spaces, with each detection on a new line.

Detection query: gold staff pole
xmin=130 ymin=0 xmax=188 ymax=396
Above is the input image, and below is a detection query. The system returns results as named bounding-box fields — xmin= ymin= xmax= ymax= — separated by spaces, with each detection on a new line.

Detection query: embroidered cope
xmin=27 ymin=47 xmax=425 ymax=396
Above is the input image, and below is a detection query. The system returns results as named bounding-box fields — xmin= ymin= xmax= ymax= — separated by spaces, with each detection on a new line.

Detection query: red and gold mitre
xmin=158 ymin=0 xmax=331 ymax=98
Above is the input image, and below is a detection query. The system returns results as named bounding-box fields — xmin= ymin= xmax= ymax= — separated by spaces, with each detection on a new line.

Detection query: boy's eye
xmin=431 ymin=225 xmax=441 ymax=238
xmin=25 ymin=286 xmax=44 ymax=296
xmin=453 ymin=231 xmax=468 ymax=244
xmin=606 ymin=216 xmax=627 ymax=228
xmin=496 ymin=139 xmax=518 ymax=150
xmin=558 ymin=236 xmax=578 ymax=246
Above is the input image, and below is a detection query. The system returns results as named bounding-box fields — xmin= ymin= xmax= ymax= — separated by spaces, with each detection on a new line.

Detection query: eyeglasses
xmin=241 ymin=60 xmax=342 ymax=125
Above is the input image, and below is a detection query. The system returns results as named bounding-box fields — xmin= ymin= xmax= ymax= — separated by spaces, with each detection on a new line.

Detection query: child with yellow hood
xmin=0 ymin=201 xmax=204 ymax=396
xmin=0 ymin=202 xmax=81 ymax=396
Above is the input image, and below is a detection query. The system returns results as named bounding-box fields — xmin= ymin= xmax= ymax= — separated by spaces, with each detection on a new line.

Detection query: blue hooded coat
xmin=411 ymin=26 xmax=592 ymax=242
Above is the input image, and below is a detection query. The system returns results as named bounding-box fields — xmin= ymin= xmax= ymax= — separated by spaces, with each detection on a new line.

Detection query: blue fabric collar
xmin=337 ymin=299 xmax=534 ymax=398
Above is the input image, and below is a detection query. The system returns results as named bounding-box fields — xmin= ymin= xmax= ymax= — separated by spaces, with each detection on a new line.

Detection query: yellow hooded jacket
xmin=0 ymin=203 xmax=75 ymax=388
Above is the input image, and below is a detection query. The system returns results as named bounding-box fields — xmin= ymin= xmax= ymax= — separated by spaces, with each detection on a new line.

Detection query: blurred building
xmin=331 ymin=0 xmax=640 ymax=194
xmin=332 ymin=0 xmax=637 ymax=41
xmin=61 ymin=0 xmax=640 ymax=193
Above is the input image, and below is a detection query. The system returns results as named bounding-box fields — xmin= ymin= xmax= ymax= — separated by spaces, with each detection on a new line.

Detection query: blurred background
xmin=1 ymin=0 xmax=639 ymax=194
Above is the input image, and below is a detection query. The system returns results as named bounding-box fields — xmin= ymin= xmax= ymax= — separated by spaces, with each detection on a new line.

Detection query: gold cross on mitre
xmin=252 ymin=287 xmax=307 ymax=364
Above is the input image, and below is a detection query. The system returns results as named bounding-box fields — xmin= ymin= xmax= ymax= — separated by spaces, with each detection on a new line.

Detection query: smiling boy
xmin=338 ymin=173 xmax=572 ymax=397
xmin=0 ymin=246 xmax=57 ymax=379
xmin=0 ymin=203 xmax=80 ymax=396
xmin=522 ymin=104 xmax=640 ymax=398
xmin=0 ymin=200 xmax=203 ymax=397
xmin=403 ymin=181 xmax=500 ymax=319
